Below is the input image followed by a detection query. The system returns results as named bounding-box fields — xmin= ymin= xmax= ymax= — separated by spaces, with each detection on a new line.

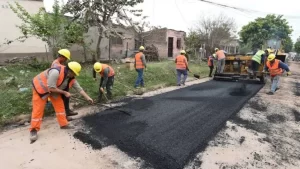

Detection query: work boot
xmin=60 ymin=124 xmax=75 ymax=129
xmin=30 ymin=129 xmax=38 ymax=142
xmin=66 ymin=110 xmax=78 ymax=116
xmin=267 ymin=91 xmax=274 ymax=95
xmin=275 ymin=87 xmax=280 ymax=91
xmin=66 ymin=116 xmax=73 ymax=121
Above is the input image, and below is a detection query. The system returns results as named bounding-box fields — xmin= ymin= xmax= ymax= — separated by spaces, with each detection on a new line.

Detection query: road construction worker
xmin=134 ymin=46 xmax=147 ymax=88
xmin=51 ymin=49 xmax=71 ymax=67
xmin=175 ymin=50 xmax=188 ymax=86
xmin=208 ymin=54 xmax=215 ymax=77
xmin=215 ymin=48 xmax=226 ymax=73
xmin=93 ymin=62 xmax=115 ymax=102
xmin=50 ymin=49 xmax=78 ymax=118
xmin=30 ymin=61 xmax=93 ymax=142
xmin=249 ymin=49 xmax=271 ymax=79
xmin=264 ymin=54 xmax=291 ymax=95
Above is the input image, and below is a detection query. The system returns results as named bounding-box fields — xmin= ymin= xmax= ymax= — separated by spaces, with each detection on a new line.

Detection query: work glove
xmin=287 ymin=72 xmax=292 ymax=76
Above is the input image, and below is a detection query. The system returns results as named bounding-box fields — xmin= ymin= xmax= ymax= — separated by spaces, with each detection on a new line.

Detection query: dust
xmin=292 ymin=109 xmax=300 ymax=121
xmin=266 ymin=114 xmax=286 ymax=123
xmin=248 ymin=99 xmax=268 ymax=112
xmin=294 ymin=82 xmax=300 ymax=96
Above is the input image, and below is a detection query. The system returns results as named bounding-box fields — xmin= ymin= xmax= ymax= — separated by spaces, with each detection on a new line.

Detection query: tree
xmin=282 ymin=36 xmax=293 ymax=53
xmin=239 ymin=14 xmax=293 ymax=50
xmin=65 ymin=0 xmax=144 ymax=62
xmin=186 ymin=14 xmax=237 ymax=56
xmin=294 ymin=41 xmax=300 ymax=54
xmin=8 ymin=0 xmax=86 ymax=59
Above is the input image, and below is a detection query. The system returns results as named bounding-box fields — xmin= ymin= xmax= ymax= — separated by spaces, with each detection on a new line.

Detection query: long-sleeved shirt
xmin=48 ymin=69 xmax=83 ymax=96
xmin=134 ymin=53 xmax=147 ymax=68
xmin=264 ymin=60 xmax=290 ymax=72
xmin=93 ymin=67 xmax=111 ymax=88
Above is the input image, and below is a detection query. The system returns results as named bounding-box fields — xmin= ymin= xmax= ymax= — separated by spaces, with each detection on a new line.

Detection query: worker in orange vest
xmin=214 ymin=48 xmax=226 ymax=73
xmin=134 ymin=46 xmax=147 ymax=88
xmin=175 ymin=50 xmax=188 ymax=86
xmin=93 ymin=62 xmax=115 ymax=102
xmin=50 ymin=49 xmax=78 ymax=118
xmin=30 ymin=61 xmax=93 ymax=142
xmin=264 ymin=54 xmax=291 ymax=95
xmin=208 ymin=54 xmax=215 ymax=77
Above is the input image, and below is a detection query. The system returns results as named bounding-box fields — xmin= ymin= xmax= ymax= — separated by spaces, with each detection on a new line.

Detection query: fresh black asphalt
xmin=75 ymin=80 xmax=263 ymax=169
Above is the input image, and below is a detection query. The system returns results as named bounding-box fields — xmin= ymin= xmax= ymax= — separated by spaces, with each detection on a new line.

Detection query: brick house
xmin=142 ymin=28 xmax=186 ymax=58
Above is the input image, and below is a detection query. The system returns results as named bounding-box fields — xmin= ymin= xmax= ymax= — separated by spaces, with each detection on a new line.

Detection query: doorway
xmin=168 ymin=37 xmax=174 ymax=58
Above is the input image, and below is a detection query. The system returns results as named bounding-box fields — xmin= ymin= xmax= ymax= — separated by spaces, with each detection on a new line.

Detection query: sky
xmin=44 ymin=0 xmax=300 ymax=42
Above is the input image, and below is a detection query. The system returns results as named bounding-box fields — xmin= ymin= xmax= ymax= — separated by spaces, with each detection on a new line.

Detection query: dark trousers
xmin=61 ymin=88 xmax=71 ymax=115
xmin=251 ymin=61 xmax=260 ymax=78
xmin=135 ymin=69 xmax=144 ymax=87
xmin=99 ymin=76 xmax=114 ymax=100
xmin=209 ymin=66 xmax=214 ymax=77
xmin=176 ymin=69 xmax=188 ymax=85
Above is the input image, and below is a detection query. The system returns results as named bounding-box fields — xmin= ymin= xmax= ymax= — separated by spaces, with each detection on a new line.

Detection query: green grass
xmin=0 ymin=60 xmax=209 ymax=125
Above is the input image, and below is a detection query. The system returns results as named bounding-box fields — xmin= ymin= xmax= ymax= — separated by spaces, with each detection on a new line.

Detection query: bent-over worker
xmin=215 ymin=48 xmax=226 ymax=73
xmin=30 ymin=61 xmax=93 ymax=142
xmin=264 ymin=54 xmax=291 ymax=95
xmin=175 ymin=50 xmax=188 ymax=86
xmin=93 ymin=62 xmax=115 ymax=102
xmin=134 ymin=46 xmax=147 ymax=88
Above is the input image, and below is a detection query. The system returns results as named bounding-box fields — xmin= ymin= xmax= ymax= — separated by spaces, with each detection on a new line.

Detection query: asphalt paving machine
xmin=213 ymin=39 xmax=287 ymax=84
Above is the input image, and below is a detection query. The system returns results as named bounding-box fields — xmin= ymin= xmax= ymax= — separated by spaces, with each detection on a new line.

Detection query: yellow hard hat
xmin=266 ymin=49 xmax=271 ymax=53
xmin=267 ymin=54 xmax=276 ymax=61
xmin=180 ymin=50 xmax=186 ymax=54
xmin=93 ymin=62 xmax=102 ymax=73
xmin=58 ymin=49 xmax=71 ymax=60
xmin=139 ymin=46 xmax=145 ymax=50
xmin=215 ymin=48 xmax=219 ymax=51
xmin=68 ymin=61 xmax=81 ymax=76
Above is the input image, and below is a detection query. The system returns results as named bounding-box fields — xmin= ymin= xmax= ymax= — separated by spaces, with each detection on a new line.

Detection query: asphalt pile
xmin=75 ymin=80 xmax=263 ymax=169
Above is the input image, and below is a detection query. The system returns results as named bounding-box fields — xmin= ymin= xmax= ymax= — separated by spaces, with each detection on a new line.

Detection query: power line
xmin=197 ymin=0 xmax=300 ymax=19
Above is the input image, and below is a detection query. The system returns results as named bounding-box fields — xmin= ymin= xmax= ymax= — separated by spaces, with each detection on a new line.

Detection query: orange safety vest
xmin=32 ymin=66 xmax=75 ymax=97
xmin=216 ymin=50 xmax=225 ymax=60
xmin=176 ymin=55 xmax=187 ymax=69
xmin=208 ymin=56 xmax=213 ymax=66
xmin=266 ymin=59 xmax=283 ymax=76
xmin=135 ymin=52 xmax=145 ymax=69
xmin=51 ymin=59 xmax=62 ymax=68
xmin=100 ymin=64 xmax=115 ymax=77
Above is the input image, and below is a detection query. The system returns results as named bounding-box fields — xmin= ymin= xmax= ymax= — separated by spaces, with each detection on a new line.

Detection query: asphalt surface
xmin=75 ymin=80 xmax=263 ymax=169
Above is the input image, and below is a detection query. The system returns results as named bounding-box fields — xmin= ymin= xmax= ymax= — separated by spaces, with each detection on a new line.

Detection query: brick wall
xmin=166 ymin=29 xmax=186 ymax=58
xmin=143 ymin=29 xmax=168 ymax=58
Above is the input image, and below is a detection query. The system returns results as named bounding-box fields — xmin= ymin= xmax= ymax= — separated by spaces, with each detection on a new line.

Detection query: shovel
xmin=188 ymin=69 xmax=200 ymax=79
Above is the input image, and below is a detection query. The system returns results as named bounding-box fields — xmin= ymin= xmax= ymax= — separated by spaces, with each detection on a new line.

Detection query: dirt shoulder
xmin=185 ymin=61 xmax=300 ymax=169
xmin=0 ymin=78 xmax=210 ymax=169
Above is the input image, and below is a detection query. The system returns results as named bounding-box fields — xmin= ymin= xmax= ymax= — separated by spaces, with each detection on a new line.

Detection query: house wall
xmin=166 ymin=29 xmax=186 ymax=58
xmin=143 ymin=28 xmax=168 ymax=58
xmin=0 ymin=0 xmax=47 ymax=62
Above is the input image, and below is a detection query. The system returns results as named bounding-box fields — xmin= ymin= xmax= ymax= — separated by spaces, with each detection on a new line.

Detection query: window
xmin=177 ymin=38 xmax=181 ymax=49
xmin=111 ymin=33 xmax=123 ymax=45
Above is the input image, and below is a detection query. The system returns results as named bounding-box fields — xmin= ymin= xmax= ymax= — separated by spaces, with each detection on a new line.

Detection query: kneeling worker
xmin=93 ymin=62 xmax=115 ymax=102
xmin=30 ymin=61 xmax=94 ymax=142
xmin=264 ymin=54 xmax=291 ymax=95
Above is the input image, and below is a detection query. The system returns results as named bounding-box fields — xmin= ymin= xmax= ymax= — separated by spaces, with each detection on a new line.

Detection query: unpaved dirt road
xmin=0 ymin=62 xmax=299 ymax=169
